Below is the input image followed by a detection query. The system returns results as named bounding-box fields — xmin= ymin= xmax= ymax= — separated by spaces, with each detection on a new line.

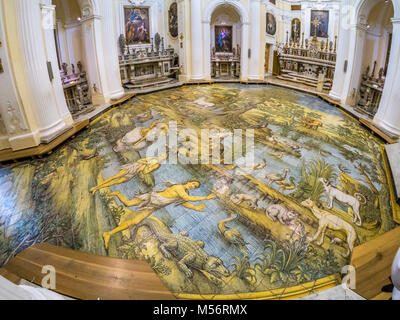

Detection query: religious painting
xmin=291 ymin=18 xmax=301 ymax=42
xmin=168 ymin=2 xmax=178 ymax=38
xmin=310 ymin=10 xmax=329 ymax=38
xmin=215 ymin=26 xmax=233 ymax=53
xmin=266 ymin=13 xmax=276 ymax=36
xmin=124 ymin=7 xmax=151 ymax=45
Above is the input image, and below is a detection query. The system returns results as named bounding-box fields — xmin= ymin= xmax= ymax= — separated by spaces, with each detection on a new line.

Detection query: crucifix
xmin=311 ymin=17 xmax=322 ymax=37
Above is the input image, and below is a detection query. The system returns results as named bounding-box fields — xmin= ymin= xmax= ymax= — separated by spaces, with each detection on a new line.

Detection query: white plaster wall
xmin=65 ymin=23 xmax=83 ymax=66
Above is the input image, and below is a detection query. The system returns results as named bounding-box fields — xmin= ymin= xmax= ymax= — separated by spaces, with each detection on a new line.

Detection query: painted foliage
xmin=215 ymin=26 xmax=233 ymax=53
xmin=311 ymin=10 xmax=329 ymax=38
xmin=0 ymin=85 xmax=398 ymax=299
xmin=124 ymin=7 xmax=151 ymax=45
xmin=168 ymin=2 xmax=178 ymax=38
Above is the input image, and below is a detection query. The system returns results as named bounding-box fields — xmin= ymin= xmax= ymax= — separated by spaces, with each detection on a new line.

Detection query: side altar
xmin=211 ymin=45 xmax=241 ymax=79
xmin=118 ymin=34 xmax=179 ymax=90
xmin=277 ymin=32 xmax=337 ymax=91
xmin=355 ymin=63 xmax=386 ymax=119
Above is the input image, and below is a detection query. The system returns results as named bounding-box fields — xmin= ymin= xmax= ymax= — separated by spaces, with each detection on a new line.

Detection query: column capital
xmin=81 ymin=14 xmax=102 ymax=23
xmin=40 ymin=4 xmax=56 ymax=11
xmin=351 ymin=23 xmax=368 ymax=32
xmin=40 ymin=3 xmax=56 ymax=30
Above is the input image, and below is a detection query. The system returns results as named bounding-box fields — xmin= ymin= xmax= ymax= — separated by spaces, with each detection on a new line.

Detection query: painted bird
xmin=265 ymin=168 xmax=290 ymax=186
xmin=218 ymin=211 xmax=247 ymax=253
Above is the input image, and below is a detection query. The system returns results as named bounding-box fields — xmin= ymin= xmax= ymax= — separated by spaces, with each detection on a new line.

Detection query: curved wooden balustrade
xmin=0 ymin=243 xmax=175 ymax=300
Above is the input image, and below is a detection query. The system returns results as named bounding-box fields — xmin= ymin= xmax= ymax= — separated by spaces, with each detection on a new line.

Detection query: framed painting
xmin=266 ymin=13 xmax=276 ymax=36
xmin=215 ymin=26 xmax=233 ymax=53
xmin=168 ymin=2 xmax=178 ymax=38
xmin=291 ymin=18 xmax=301 ymax=42
xmin=310 ymin=10 xmax=329 ymax=38
xmin=124 ymin=7 xmax=151 ymax=45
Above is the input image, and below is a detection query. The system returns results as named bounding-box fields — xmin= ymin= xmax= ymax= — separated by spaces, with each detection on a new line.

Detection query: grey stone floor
xmin=296 ymin=285 xmax=365 ymax=300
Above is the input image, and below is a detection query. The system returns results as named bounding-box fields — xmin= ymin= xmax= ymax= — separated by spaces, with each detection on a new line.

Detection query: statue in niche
xmin=119 ymin=34 xmax=126 ymax=56
xmin=154 ymin=33 xmax=161 ymax=52
xmin=71 ymin=64 xmax=75 ymax=75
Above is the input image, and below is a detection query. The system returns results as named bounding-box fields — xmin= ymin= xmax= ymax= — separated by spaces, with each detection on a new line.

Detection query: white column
xmin=178 ymin=0 xmax=191 ymax=82
xmin=81 ymin=14 xmax=109 ymax=105
xmin=344 ymin=25 xmax=367 ymax=106
xmin=41 ymin=2 xmax=73 ymax=125
xmin=373 ymin=18 xmax=400 ymax=137
xmin=190 ymin=0 xmax=204 ymax=80
xmin=241 ymin=22 xmax=250 ymax=81
xmin=14 ymin=0 xmax=71 ymax=143
xmin=248 ymin=0 xmax=263 ymax=80
xmin=203 ymin=19 xmax=211 ymax=80
xmin=329 ymin=5 xmax=351 ymax=101
xmin=99 ymin=0 xmax=124 ymax=100
xmin=331 ymin=23 xmax=366 ymax=105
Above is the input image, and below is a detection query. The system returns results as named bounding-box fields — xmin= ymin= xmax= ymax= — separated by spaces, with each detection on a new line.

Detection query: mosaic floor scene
xmin=0 ymin=84 xmax=398 ymax=299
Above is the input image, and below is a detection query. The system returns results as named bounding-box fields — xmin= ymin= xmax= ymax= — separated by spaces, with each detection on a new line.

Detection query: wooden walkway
xmin=350 ymin=226 xmax=400 ymax=300
xmin=0 ymin=120 xmax=90 ymax=163
xmin=0 ymin=243 xmax=175 ymax=300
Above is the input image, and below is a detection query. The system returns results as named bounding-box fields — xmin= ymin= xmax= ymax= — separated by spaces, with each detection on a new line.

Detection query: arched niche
xmin=203 ymin=1 xmax=249 ymax=80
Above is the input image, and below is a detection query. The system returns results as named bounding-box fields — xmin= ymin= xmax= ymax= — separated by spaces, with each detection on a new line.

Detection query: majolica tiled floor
xmin=0 ymin=84 xmax=397 ymax=298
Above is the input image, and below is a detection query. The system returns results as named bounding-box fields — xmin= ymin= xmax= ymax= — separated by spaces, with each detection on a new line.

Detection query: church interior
xmin=0 ymin=0 xmax=400 ymax=301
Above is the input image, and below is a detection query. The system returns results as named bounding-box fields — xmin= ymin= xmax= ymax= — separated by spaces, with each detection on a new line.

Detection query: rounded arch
xmin=356 ymin=0 xmax=399 ymax=22
xmin=77 ymin=0 xmax=100 ymax=17
xmin=203 ymin=0 xmax=250 ymax=81
xmin=205 ymin=0 xmax=249 ymax=25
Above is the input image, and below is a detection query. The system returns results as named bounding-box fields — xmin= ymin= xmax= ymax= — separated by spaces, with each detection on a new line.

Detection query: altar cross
xmin=311 ymin=17 xmax=322 ymax=37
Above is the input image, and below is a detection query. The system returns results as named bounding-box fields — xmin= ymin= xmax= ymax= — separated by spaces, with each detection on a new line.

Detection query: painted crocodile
xmin=131 ymin=216 xmax=230 ymax=279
